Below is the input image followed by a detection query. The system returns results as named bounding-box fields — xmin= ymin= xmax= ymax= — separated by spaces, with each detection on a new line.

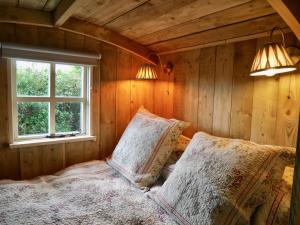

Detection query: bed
xmin=0 ymin=108 xmax=295 ymax=225
xmin=0 ymin=160 xmax=176 ymax=225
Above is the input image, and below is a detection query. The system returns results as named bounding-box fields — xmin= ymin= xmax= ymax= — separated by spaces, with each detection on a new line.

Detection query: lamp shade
xmin=136 ymin=64 xmax=158 ymax=79
xmin=250 ymin=42 xmax=297 ymax=76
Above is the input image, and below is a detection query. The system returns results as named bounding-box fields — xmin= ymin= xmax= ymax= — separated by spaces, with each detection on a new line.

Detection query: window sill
xmin=9 ymin=135 xmax=96 ymax=149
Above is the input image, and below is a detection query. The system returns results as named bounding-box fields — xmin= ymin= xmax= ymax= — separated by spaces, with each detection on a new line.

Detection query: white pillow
xmin=149 ymin=132 xmax=294 ymax=225
xmin=107 ymin=108 xmax=188 ymax=187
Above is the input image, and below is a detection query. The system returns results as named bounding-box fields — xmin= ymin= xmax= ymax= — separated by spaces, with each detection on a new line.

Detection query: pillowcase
xmin=107 ymin=108 xmax=188 ymax=187
xmin=161 ymin=135 xmax=190 ymax=180
xmin=251 ymin=167 xmax=294 ymax=225
xmin=148 ymin=132 xmax=294 ymax=225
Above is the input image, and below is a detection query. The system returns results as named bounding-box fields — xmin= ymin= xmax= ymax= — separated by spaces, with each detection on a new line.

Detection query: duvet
xmin=0 ymin=161 xmax=176 ymax=225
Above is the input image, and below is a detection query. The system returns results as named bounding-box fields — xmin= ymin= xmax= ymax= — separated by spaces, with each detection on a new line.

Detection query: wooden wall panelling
xmin=197 ymin=47 xmax=216 ymax=134
xmin=38 ymin=27 xmax=65 ymax=49
xmin=0 ymin=148 xmax=20 ymax=179
xmin=212 ymin=44 xmax=234 ymax=137
xmin=0 ymin=23 xmax=15 ymax=42
xmin=275 ymin=34 xmax=300 ymax=147
xmin=250 ymin=37 xmax=280 ymax=145
xmin=130 ymin=55 xmax=154 ymax=116
xmin=100 ymin=43 xmax=117 ymax=157
xmin=172 ymin=50 xmax=200 ymax=137
xmin=40 ymin=144 xmax=65 ymax=175
xmin=83 ymin=37 xmax=101 ymax=161
xmin=64 ymin=31 xmax=85 ymax=51
xmin=15 ymin=24 xmax=39 ymax=44
xmin=153 ymin=55 xmax=174 ymax=119
xmin=229 ymin=39 xmax=256 ymax=140
xmin=65 ymin=141 xmax=85 ymax=167
xmin=19 ymin=147 xmax=41 ymax=179
xmin=116 ymin=49 xmax=132 ymax=140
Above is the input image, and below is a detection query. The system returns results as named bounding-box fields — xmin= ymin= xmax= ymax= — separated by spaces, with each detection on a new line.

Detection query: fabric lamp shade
xmin=250 ymin=42 xmax=297 ymax=76
xmin=136 ymin=64 xmax=158 ymax=79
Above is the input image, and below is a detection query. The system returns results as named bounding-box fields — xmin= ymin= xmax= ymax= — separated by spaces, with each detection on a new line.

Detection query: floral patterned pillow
xmin=251 ymin=167 xmax=294 ymax=225
xmin=107 ymin=108 xmax=189 ymax=187
xmin=148 ymin=132 xmax=294 ymax=225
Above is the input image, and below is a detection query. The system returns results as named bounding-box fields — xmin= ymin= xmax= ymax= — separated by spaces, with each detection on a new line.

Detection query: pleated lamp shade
xmin=250 ymin=42 xmax=297 ymax=76
xmin=136 ymin=64 xmax=158 ymax=79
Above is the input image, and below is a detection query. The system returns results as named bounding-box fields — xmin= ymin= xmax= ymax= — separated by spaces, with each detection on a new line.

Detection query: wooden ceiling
xmin=0 ymin=0 xmax=299 ymax=56
xmin=0 ymin=0 xmax=62 ymax=11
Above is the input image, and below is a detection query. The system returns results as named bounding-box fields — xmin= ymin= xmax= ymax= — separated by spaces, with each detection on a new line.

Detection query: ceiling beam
xmin=267 ymin=0 xmax=300 ymax=41
xmin=0 ymin=7 xmax=155 ymax=64
xmin=0 ymin=6 xmax=52 ymax=27
xmin=54 ymin=0 xmax=87 ymax=26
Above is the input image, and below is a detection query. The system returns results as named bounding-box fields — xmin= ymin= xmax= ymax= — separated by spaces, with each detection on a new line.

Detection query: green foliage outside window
xmin=16 ymin=61 xmax=83 ymax=136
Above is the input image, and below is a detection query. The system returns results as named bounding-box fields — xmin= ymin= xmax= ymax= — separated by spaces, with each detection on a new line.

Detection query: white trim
xmin=10 ymin=135 xmax=96 ymax=149
xmin=10 ymin=59 xmax=92 ymax=142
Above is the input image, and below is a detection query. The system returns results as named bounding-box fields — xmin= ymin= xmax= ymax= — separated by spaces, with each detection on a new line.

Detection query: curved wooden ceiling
xmin=0 ymin=0 xmax=297 ymax=56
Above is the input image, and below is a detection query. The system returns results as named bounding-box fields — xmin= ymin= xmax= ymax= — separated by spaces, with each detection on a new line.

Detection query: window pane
xmin=55 ymin=64 xmax=83 ymax=97
xmin=18 ymin=102 xmax=49 ymax=136
xmin=16 ymin=60 xmax=50 ymax=97
xmin=55 ymin=102 xmax=81 ymax=133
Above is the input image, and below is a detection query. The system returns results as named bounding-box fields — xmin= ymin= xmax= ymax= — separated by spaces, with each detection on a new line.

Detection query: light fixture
xmin=136 ymin=64 xmax=158 ymax=79
xmin=250 ymin=27 xmax=297 ymax=76
xmin=136 ymin=53 xmax=173 ymax=80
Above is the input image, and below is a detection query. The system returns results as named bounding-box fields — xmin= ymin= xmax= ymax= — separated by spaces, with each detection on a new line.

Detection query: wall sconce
xmin=136 ymin=53 xmax=173 ymax=80
xmin=250 ymin=27 xmax=298 ymax=76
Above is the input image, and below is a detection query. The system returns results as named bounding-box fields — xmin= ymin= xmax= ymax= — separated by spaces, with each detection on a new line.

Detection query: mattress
xmin=0 ymin=160 xmax=176 ymax=225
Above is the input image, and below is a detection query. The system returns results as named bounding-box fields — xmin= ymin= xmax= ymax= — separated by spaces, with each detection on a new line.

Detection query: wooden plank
xmin=212 ymin=44 xmax=234 ymax=137
xmin=20 ymin=147 xmax=42 ymax=179
xmin=229 ymin=39 xmax=256 ymax=140
xmin=64 ymin=31 xmax=84 ymax=51
xmin=0 ymin=6 xmax=52 ymax=26
xmin=38 ymin=26 xmax=65 ymax=48
xmin=130 ymin=55 xmax=154 ymax=116
xmin=43 ymin=0 xmax=62 ymax=11
xmin=18 ymin=0 xmax=48 ymax=10
xmin=60 ymin=18 xmax=155 ymax=65
xmin=0 ymin=148 xmax=20 ymax=180
xmin=100 ymin=43 xmax=117 ymax=158
xmin=116 ymin=49 xmax=132 ymax=140
xmin=83 ymin=37 xmax=101 ymax=160
xmin=172 ymin=50 xmax=200 ymax=137
xmin=54 ymin=0 xmax=87 ymax=26
xmin=153 ymin=55 xmax=174 ymax=119
xmin=15 ymin=24 xmax=39 ymax=44
xmin=275 ymin=73 xmax=300 ymax=147
xmin=136 ymin=0 xmax=275 ymax=45
xmin=250 ymin=76 xmax=279 ymax=145
xmin=74 ymin=0 xmax=148 ymax=26
xmin=41 ymin=144 xmax=64 ymax=174
xmin=267 ymin=0 xmax=300 ymax=41
xmin=0 ymin=58 xmax=10 ymax=148
xmin=107 ymin=0 xmax=250 ymax=39
xmin=0 ymin=23 xmax=15 ymax=42
xmin=65 ymin=141 xmax=85 ymax=166
xmin=291 ymin=123 xmax=300 ymax=225
xmin=149 ymin=14 xmax=287 ymax=53
xmin=197 ymin=47 xmax=216 ymax=134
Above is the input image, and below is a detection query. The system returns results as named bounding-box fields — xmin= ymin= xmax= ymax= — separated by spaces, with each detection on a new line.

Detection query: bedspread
xmin=0 ymin=160 xmax=177 ymax=225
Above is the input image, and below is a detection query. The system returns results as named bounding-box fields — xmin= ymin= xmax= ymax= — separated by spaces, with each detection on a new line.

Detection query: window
xmin=10 ymin=59 xmax=91 ymax=140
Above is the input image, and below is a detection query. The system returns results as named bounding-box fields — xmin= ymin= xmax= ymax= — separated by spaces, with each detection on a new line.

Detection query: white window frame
xmin=9 ymin=58 xmax=91 ymax=141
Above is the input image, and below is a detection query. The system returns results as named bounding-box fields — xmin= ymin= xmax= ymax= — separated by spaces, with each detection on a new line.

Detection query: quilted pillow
xmin=148 ymin=132 xmax=294 ymax=225
xmin=107 ymin=108 xmax=188 ymax=187
xmin=251 ymin=167 xmax=294 ymax=225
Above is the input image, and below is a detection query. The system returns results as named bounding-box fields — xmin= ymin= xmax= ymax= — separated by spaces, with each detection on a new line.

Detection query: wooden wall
xmin=0 ymin=23 xmax=168 ymax=180
xmin=0 ymin=23 xmax=299 ymax=180
xmin=161 ymin=33 xmax=300 ymax=148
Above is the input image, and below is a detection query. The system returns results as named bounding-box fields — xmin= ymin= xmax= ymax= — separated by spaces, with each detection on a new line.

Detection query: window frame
xmin=9 ymin=58 xmax=91 ymax=141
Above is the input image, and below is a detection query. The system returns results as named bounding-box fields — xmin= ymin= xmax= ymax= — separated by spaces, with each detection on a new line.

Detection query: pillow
xmin=148 ymin=132 xmax=294 ymax=225
xmin=251 ymin=167 xmax=294 ymax=225
xmin=107 ymin=108 xmax=188 ymax=187
xmin=174 ymin=135 xmax=191 ymax=152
